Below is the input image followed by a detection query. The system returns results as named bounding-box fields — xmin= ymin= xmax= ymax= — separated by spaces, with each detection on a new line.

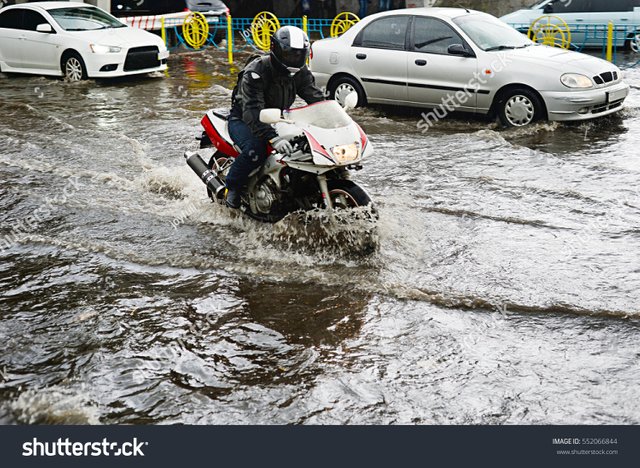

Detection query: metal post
xmin=303 ymin=15 xmax=308 ymax=35
xmin=227 ymin=14 xmax=233 ymax=65
xmin=161 ymin=16 xmax=167 ymax=48
xmin=607 ymin=21 xmax=614 ymax=62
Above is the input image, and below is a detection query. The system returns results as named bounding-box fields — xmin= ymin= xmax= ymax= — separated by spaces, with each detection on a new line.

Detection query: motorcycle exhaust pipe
xmin=184 ymin=151 xmax=226 ymax=199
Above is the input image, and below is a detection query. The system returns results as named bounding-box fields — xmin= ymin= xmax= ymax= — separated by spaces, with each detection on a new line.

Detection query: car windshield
xmin=49 ymin=7 xmax=125 ymax=31
xmin=454 ymin=14 xmax=533 ymax=51
xmin=285 ymin=101 xmax=353 ymax=129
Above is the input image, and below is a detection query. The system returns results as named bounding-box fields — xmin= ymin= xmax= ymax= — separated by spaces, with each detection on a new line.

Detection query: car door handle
xmin=356 ymin=53 xmax=367 ymax=60
xmin=415 ymin=59 xmax=427 ymax=66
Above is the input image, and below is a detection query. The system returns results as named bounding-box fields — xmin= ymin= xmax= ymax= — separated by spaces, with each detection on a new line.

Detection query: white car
xmin=0 ymin=1 xmax=169 ymax=81
xmin=501 ymin=0 xmax=640 ymax=48
xmin=310 ymin=8 xmax=630 ymax=127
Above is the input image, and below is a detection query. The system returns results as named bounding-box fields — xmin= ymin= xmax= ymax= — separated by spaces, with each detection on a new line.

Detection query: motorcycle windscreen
xmin=285 ymin=101 xmax=352 ymax=129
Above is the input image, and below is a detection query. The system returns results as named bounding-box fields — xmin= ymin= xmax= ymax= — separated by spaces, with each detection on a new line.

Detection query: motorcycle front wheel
xmin=327 ymin=179 xmax=373 ymax=209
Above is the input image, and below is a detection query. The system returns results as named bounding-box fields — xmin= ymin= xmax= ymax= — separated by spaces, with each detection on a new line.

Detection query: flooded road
xmin=1 ymin=50 xmax=640 ymax=424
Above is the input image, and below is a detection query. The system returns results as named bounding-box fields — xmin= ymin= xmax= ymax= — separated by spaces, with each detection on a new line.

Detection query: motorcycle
xmin=184 ymin=94 xmax=375 ymax=223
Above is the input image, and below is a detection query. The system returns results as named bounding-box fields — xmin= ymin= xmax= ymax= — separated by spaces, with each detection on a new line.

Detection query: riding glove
xmin=271 ymin=137 xmax=293 ymax=155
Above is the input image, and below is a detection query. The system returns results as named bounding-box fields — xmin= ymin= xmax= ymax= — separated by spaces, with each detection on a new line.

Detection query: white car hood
xmin=502 ymin=45 xmax=614 ymax=74
xmin=71 ymin=27 xmax=164 ymax=48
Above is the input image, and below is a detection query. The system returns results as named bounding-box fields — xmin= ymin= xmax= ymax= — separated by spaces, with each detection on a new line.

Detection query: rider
xmin=225 ymin=26 xmax=326 ymax=209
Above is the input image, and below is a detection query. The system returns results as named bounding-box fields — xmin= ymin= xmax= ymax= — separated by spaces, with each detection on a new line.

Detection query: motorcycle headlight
xmin=331 ymin=143 xmax=360 ymax=164
xmin=561 ymin=73 xmax=593 ymax=89
xmin=90 ymin=44 xmax=122 ymax=54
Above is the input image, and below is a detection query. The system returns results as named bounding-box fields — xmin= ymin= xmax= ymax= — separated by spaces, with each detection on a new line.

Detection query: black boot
xmin=225 ymin=187 xmax=241 ymax=209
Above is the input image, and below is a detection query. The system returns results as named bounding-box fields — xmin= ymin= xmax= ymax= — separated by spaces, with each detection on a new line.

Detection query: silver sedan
xmin=310 ymin=8 xmax=630 ymax=127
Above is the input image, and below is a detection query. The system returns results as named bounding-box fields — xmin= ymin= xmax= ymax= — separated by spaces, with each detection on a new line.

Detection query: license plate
xmin=158 ymin=50 xmax=170 ymax=60
xmin=607 ymin=88 xmax=627 ymax=103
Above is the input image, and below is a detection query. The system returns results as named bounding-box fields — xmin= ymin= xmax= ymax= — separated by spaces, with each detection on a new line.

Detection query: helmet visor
xmin=279 ymin=47 xmax=308 ymax=69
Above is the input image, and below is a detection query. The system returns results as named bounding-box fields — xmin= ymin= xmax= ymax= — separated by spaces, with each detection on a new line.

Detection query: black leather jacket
xmin=230 ymin=55 xmax=325 ymax=141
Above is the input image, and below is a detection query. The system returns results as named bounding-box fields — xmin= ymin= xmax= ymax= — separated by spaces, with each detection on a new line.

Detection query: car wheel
xmin=497 ymin=88 xmax=544 ymax=127
xmin=62 ymin=52 xmax=87 ymax=82
xmin=625 ymin=33 xmax=640 ymax=52
xmin=329 ymin=76 xmax=366 ymax=108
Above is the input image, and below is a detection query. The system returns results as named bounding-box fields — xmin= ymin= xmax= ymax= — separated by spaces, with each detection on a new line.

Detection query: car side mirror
xmin=543 ymin=4 xmax=554 ymax=14
xmin=343 ymin=92 xmax=358 ymax=111
xmin=260 ymin=108 xmax=284 ymax=124
xmin=448 ymin=44 xmax=472 ymax=57
xmin=36 ymin=23 xmax=53 ymax=33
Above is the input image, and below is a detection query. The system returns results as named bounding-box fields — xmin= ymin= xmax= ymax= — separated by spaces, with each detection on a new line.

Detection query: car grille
xmin=593 ymin=71 xmax=618 ymax=85
xmin=591 ymin=99 xmax=625 ymax=114
xmin=123 ymin=46 xmax=160 ymax=72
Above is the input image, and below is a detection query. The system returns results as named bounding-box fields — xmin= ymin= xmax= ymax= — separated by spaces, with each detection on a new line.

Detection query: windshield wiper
xmin=485 ymin=45 xmax=518 ymax=51
xmin=486 ymin=44 xmax=530 ymax=51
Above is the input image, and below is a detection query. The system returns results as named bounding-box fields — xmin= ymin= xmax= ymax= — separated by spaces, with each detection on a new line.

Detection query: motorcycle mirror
xmin=260 ymin=109 xmax=283 ymax=124
xmin=343 ymin=92 xmax=358 ymax=111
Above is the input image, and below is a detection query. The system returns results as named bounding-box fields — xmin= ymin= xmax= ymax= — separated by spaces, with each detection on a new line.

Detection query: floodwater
xmin=1 ymin=49 xmax=640 ymax=425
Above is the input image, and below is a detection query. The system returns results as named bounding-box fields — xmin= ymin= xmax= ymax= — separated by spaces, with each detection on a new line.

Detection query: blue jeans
xmin=225 ymin=118 xmax=268 ymax=190
xmin=359 ymin=0 xmax=367 ymax=18
xmin=378 ymin=0 xmax=391 ymax=11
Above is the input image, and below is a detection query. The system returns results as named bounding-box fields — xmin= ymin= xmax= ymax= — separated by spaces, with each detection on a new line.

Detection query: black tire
xmin=625 ymin=33 xmax=640 ymax=52
xmin=328 ymin=75 xmax=367 ymax=108
xmin=496 ymin=87 xmax=544 ymax=128
xmin=61 ymin=51 xmax=87 ymax=82
xmin=327 ymin=179 xmax=372 ymax=209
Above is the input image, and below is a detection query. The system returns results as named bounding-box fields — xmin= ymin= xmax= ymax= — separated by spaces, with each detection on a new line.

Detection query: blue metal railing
xmin=162 ymin=16 xmax=337 ymax=52
xmin=509 ymin=22 xmax=640 ymax=66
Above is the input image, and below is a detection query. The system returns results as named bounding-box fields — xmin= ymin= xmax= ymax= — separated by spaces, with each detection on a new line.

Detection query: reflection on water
xmin=1 ymin=49 xmax=640 ymax=424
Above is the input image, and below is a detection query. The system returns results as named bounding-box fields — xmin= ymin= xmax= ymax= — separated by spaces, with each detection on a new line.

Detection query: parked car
xmin=185 ymin=0 xmax=229 ymax=17
xmin=310 ymin=8 xmax=630 ymax=127
xmin=501 ymin=0 xmax=640 ymax=48
xmin=111 ymin=0 xmax=228 ymax=20
xmin=0 ymin=1 xmax=169 ymax=80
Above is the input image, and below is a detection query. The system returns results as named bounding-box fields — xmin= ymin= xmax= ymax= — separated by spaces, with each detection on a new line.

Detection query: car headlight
xmin=561 ymin=73 xmax=593 ymax=89
xmin=90 ymin=44 xmax=122 ymax=54
xmin=331 ymin=143 xmax=360 ymax=164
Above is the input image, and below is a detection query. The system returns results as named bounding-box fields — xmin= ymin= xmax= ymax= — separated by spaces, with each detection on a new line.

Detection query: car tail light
xmin=310 ymin=44 xmax=314 ymax=60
